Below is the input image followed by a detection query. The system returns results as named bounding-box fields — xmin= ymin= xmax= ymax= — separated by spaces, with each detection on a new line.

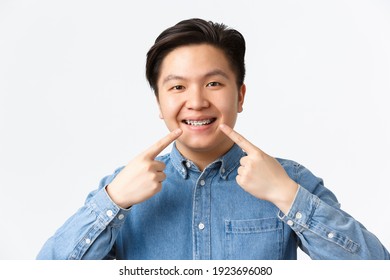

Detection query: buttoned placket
xmin=191 ymin=168 xmax=213 ymax=260
xmin=170 ymin=144 xmax=241 ymax=260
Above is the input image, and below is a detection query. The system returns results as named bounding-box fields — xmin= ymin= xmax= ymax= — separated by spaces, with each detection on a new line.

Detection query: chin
xmin=178 ymin=136 xmax=230 ymax=154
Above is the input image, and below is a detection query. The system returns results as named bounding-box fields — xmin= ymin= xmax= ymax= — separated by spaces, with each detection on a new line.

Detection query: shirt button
xmin=118 ymin=214 xmax=125 ymax=220
xmin=287 ymin=220 xmax=294 ymax=226
xmin=295 ymin=212 xmax=302 ymax=219
xmin=327 ymin=232 xmax=334 ymax=239
xmin=186 ymin=161 xmax=191 ymax=168
xmin=85 ymin=238 xmax=91 ymax=244
xmin=198 ymin=223 xmax=205 ymax=230
xmin=221 ymin=168 xmax=226 ymax=173
xmin=106 ymin=210 xmax=113 ymax=217
xmin=200 ymin=180 xmax=205 ymax=186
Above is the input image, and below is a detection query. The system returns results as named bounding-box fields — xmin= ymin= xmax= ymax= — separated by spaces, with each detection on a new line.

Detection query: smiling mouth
xmin=182 ymin=118 xmax=217 ymax=126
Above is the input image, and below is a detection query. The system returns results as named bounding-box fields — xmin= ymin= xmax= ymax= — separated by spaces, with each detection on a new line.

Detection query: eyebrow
xmin=161 ymin=69 xmax=229 ymax=85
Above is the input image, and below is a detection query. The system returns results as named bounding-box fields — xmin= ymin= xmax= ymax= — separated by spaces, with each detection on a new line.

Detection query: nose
xmin=185 ymin=87 xmax=210 ymax=110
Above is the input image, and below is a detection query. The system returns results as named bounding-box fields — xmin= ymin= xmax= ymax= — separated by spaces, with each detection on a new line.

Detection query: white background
xmin=0 ymin=0 xmax=389 ymax=260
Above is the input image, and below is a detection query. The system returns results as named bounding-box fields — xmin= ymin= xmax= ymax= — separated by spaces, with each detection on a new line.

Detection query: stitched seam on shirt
xmin=226 ymin=218 xmax=282 ymax=234
xmin=69 ymin=219 xmax=104 ymax=260
xmin=307 ymin=218 xmax=360 ymax=254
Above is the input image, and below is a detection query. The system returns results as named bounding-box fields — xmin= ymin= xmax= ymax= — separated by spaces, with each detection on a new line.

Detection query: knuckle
xmin=240 ymin=156 xmax=248 ymax=165
xmin=150 ymin=172 xmax=160 ymax=181
xmin=235 ymin=134 xmax=244 ymax=144
xmin=155 ymin=140 xmax=165 ymax=151
xmin=236 ymin=175 xmax=246 ymax=186
xmin=156 ymin=161 xmax=166 ymax=170
xmin=236 ymin=175 xmax=242 ymax=185
xmin=144 ymin=162 xmax=154 ymax=172
xmin=139 ymin=152 xmax=152 ymax=161
xmin=152 ymin=182 xmax=162 ymax=193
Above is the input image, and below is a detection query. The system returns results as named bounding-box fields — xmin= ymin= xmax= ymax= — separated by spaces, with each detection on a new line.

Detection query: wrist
xmin=106 ymin=183 xmax=132 ymax=209
xmin=271 ymin=180 xmax=299 ymax=215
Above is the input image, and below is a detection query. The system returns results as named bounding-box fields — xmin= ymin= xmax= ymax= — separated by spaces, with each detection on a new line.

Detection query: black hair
xmin=146 ymin=18 xmax=246 ymax=96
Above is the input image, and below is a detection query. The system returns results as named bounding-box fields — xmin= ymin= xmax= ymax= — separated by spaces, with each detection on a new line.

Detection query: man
xmin=37 ymin=18 xmax=389 ymax=259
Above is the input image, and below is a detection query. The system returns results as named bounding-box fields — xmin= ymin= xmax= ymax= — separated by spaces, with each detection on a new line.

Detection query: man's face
xmin=157 ymin=44 xmax=246 ymax=160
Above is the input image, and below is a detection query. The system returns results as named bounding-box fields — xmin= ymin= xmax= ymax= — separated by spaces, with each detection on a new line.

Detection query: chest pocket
xmin=225 ymin=218 xmax=283 ymax=259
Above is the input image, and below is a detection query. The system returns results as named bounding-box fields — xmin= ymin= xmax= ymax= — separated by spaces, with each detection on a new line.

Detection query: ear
xmin=237 ymin=84 xmax=246 ymax=113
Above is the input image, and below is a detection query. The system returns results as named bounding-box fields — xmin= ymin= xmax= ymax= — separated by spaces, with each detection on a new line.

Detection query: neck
xmin=175 ymin=140 xmax=235 ymax=171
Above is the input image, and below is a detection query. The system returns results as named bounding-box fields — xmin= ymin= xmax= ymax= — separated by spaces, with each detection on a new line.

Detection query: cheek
xmin=217 ymin=97 xmax=239 ymax=116
xmin=159 ymin=98 xmax=182 ymax=119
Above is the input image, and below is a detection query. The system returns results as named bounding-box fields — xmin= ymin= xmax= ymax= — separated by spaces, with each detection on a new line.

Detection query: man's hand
xmin=106 ymin=128 xmax=182 ymax=209
xmin=219 ymin=124 xmax=298 ymax=213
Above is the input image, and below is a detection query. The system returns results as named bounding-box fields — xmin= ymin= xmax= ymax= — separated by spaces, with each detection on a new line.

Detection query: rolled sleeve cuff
xmin=87 ymin=186 xmax=131 ymax=228
xmin=277 ymin=185 xmax=318 ymax=233
xmin=277 ymin=185 xmax=360 ymax=253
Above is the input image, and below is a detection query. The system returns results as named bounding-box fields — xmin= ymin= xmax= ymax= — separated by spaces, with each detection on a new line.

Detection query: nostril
xmin=185 ymin=94 xmax=210 ymax=110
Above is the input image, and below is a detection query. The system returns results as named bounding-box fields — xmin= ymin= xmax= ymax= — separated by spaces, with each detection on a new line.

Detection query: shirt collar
xmin=170 ymin=143 xmax=245 ymax=180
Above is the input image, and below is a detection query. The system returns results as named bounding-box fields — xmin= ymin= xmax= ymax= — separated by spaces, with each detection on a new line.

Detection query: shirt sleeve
xmin=36 ymin=167 xmax=129 ymax=260
xmin=277 ymin=162 xmax=390 ymax=260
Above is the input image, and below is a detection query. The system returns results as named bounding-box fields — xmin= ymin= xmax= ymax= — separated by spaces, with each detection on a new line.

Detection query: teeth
xmin=184 ymin=119 xmax=213 ymax=126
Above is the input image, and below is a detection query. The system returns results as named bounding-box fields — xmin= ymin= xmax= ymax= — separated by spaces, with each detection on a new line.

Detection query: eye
xmin=206 ymin=81 xmax=221 ymax=87
xmin=170 ymin=85 xmax=185 ymax=91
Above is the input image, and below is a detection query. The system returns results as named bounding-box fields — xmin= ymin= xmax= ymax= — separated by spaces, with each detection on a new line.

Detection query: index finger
xmin=219 ymin=124 xmax=258 ymax=154
xmin=144 ymin=128 xmax=182 ymax=159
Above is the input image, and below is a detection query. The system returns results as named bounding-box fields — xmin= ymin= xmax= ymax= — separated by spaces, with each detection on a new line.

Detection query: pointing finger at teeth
xmin=144 ymin=128 xmax=182 ymax=159
xmin=219 ymin=124 xmax=260 ymax=155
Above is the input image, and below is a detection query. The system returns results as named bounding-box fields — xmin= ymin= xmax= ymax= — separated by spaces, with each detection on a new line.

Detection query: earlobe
xmin=238 ymin=84 xmax=246 ymax=113
xmin=158 ymin=106 xmax=164 ymax=119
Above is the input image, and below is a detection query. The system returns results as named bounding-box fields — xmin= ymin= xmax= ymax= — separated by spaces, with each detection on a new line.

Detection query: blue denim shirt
xmin=37 ymin=144 xmax=389 ymax=260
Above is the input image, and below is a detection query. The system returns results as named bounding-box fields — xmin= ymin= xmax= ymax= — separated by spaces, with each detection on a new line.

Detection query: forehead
xmin=158 ymin=44 xmax=234 ymax=82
